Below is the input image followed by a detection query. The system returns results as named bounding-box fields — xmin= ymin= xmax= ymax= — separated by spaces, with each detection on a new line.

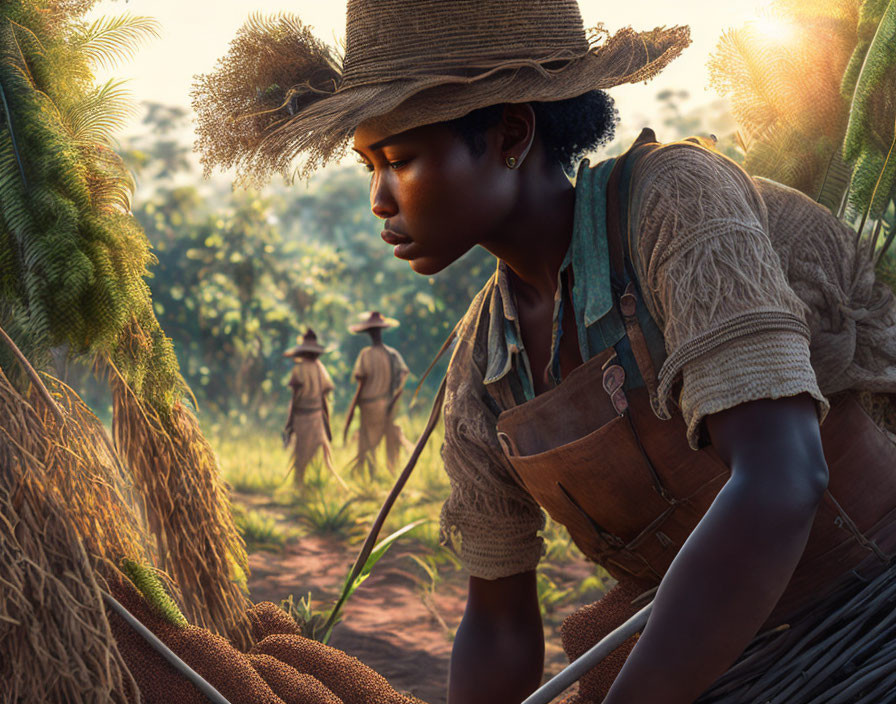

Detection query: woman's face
xmin=352 ymin=121 xmax=515 ymax=275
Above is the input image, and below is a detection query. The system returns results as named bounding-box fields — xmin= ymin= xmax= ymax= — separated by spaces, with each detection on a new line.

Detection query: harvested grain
xmin=111 ymin=373 xmax=253 ymax=647
xmin=560 ymin=580 xmax=647 ymax=703
xmin=252 ymin=633 xmax=409 ymax=704
xmin=108 ymin=571 xmax=214 ymax=704
xmin=108 ymin=572 xmax=424 ymax=704
xmin=109 ymin=571 xmax=284 ymax=704
xmin=247 ymin=653 xmax=343 ymax=704
xmin=0 ymin=366 xmax=137 ymax=704
xmin=245 ymin=601 xmax=303 ymax=642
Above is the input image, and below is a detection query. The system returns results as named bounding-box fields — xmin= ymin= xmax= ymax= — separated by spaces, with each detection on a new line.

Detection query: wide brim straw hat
xmin=192 ymin=1 xmax=691 ymax=185
xmin=283 ymin=328 xmax=328 ymax=357
xmin=349 ymin=311 xmax=400 ymax=334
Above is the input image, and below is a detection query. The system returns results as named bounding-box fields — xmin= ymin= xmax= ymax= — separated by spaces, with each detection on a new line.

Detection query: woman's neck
xmin=483 ymin=162 xmax=576 ymax=306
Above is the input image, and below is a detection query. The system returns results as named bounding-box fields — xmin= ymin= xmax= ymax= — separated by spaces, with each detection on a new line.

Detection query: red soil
xmin=241 ymin=495 xmax=603 ymax=703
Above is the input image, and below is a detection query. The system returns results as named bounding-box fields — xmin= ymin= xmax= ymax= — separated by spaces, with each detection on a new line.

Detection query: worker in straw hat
xmin=194 ymin=2 xmax=896 ymax=703
xmin=343 ymin=311 xmax=411 ymax=478
xmin=282 ymin=328 xmax=346 ymax=489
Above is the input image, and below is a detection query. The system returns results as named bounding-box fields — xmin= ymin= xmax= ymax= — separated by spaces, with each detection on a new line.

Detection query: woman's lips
xmin=381 ymin=229 xmax=416 ymax=259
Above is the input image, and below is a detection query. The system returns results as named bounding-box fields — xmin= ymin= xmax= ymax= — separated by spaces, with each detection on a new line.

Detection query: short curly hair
xmin=446 ymin=90 xmax=618 ymax=175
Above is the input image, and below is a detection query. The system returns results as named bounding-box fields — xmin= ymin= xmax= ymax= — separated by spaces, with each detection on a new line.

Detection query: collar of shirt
xmin=482 ymin=158 xmax=619 ymax=392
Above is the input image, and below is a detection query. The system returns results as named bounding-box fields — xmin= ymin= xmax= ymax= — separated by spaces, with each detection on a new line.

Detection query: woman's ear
xmin=498 ymin=103 xmax=536 ymax=168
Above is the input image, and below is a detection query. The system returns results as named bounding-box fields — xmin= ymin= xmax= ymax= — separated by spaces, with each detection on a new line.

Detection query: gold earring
xmin=505 ymin=156 xmax=518 ymax=169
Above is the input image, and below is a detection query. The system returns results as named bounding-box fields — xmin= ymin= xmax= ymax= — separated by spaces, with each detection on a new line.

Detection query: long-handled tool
xmin=521 ymin=602 xmax=653 ymax=704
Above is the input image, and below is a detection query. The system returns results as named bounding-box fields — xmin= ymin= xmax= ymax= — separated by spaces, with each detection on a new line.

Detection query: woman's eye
xmin=388 ymin=159 xmax=408 ymax=171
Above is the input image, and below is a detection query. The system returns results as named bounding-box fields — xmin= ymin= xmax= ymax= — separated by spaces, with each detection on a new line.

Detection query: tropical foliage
xmin=0 ymin=0 xmax=250 ymax=642
xmin=709 ymin=0 xmax=896 ymax=255
xmin=125 ymin=103 xmax=494 ymax=423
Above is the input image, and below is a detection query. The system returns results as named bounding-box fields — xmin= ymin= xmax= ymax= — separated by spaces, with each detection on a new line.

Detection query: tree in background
xmin=128 ymin=98 xmax=494 ymax=423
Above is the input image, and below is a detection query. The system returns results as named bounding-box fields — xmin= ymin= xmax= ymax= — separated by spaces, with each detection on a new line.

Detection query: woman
xmin=194 ymin=2 xmax=896 ymax=702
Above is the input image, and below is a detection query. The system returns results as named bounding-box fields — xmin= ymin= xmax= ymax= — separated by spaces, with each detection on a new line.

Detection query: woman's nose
xmin=370 ymin=173 xmax=398 ymax=220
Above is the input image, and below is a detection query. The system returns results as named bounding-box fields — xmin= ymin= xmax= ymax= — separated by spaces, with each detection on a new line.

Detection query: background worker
xmin=344 ymin=311 xmax=410 ymax=478
xmin=283 ymin=328 xmax=344 ymax=489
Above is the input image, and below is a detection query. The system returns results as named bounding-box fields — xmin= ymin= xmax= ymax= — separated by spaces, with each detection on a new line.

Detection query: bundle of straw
xmin=111 ymin=375 xmax=253 ymax=647
xmin=0 ymin=364 xmax=138 ymax=702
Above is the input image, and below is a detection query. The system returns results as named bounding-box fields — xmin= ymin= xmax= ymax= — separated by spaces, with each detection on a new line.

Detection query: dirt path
xmin=247 ymin=534 xmax=464 ymax=703
xmin=239 ymin=493 xmax=605 ymax=703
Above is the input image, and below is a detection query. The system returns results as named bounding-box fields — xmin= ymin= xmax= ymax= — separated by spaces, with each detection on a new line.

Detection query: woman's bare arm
xmin=603 ymin=393 xmax=828 ymax=704
xmin=448 ymin=570 xmax=544 ymax=704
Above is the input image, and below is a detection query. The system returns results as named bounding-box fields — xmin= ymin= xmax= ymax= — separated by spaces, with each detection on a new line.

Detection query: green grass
xmin=214 ymin=431 xmax=288 ymax=494
xmin=209 ymin=409 xmax=611 ymax=625
xmin=286 ymin=491 xmax=365 ymax=540
xmin=233 ymin=504 xmax=296 ymax=551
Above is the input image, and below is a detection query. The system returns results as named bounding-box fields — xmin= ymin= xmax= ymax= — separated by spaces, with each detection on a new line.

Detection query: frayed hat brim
xmin=194 ymin=22 xmax=691 ymax=185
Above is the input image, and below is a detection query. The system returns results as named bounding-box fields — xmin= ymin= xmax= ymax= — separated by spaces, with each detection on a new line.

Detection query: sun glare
xmin=751 ymin=15 xmax=796 ymax=44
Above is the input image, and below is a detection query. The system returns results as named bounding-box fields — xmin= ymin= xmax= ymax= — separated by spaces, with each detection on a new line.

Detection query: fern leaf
xmin=73 ymin=14 xmax=159 ymax=71
xmin=60 ymin=78 xmax=135 ymax=144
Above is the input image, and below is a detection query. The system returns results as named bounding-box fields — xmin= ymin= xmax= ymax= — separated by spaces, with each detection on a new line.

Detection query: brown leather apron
xmin=494 ymin=131 xmax=896 ymax=626
xmin=496 ymin=340 xmax=896 ymax=625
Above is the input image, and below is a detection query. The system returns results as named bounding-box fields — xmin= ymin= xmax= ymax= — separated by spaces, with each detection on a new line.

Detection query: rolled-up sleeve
xmin=630 ymin=143 xmax=829 ymax=448
xmin=439 ymin=338 xmax=545 ymax=580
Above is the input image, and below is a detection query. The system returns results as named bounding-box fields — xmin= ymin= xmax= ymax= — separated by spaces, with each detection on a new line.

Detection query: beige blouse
xmin=439 ymin=142 xmax=896 ymax=581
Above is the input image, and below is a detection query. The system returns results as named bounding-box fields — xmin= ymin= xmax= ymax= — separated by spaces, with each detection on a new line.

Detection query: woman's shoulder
xmin=631 ymin=139 xmax=758 ymax=199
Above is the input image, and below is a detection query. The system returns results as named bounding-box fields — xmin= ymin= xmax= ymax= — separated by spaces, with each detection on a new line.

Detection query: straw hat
xmin=283 ymin=328 xmax=328 ymax=357
xmin=349 ymin=311 xmax=400 ymax=334
xmin=193 ymin=1 xmax=691 ymax=183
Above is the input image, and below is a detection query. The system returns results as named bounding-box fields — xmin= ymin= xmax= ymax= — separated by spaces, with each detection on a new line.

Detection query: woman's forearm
xmin=604 ymin=459 xmax=826 ymax=702
xmin=448 ymin=612 xmax=544 ymax=704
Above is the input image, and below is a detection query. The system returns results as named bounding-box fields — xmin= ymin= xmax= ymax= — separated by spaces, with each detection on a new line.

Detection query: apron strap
xmin=605 ymin=128 xmax=664 ymax=418
xmin=620 ymin=282 xmax=663 ymax=418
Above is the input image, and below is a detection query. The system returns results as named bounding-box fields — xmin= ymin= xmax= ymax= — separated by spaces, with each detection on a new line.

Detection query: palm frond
xmin=842 ymin=0 xmax=896 ymax=223
xmin=60 ymin=78 xmax=136 ymax=145
xmin=73 ymin=14 xmax=159 ymax=71
xmin=81 ymin=142 xmax=135 ymax=213
xmin=843 ymin=0 xmax=896 ymax=162
xmin=710 ymin=0 xmax=869 ymax=200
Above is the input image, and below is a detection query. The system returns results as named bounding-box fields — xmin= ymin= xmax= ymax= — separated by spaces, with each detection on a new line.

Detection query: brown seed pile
xmin=108 ymin=573 xmax=426 ymax=704
xmin=245 ymin=654 xmax=343 ymax=704
xmin=252 ymin=633 xmax=411 ymax=704
xmin=245 ymin=600 xmax=304 ymax=642
xmin=560 ymin=580 xmax=647 ymax=703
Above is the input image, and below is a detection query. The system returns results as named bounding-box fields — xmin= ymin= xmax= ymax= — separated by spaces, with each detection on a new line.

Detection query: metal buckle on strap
xmin=601 ymin=354 xmax=628 ymax=416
